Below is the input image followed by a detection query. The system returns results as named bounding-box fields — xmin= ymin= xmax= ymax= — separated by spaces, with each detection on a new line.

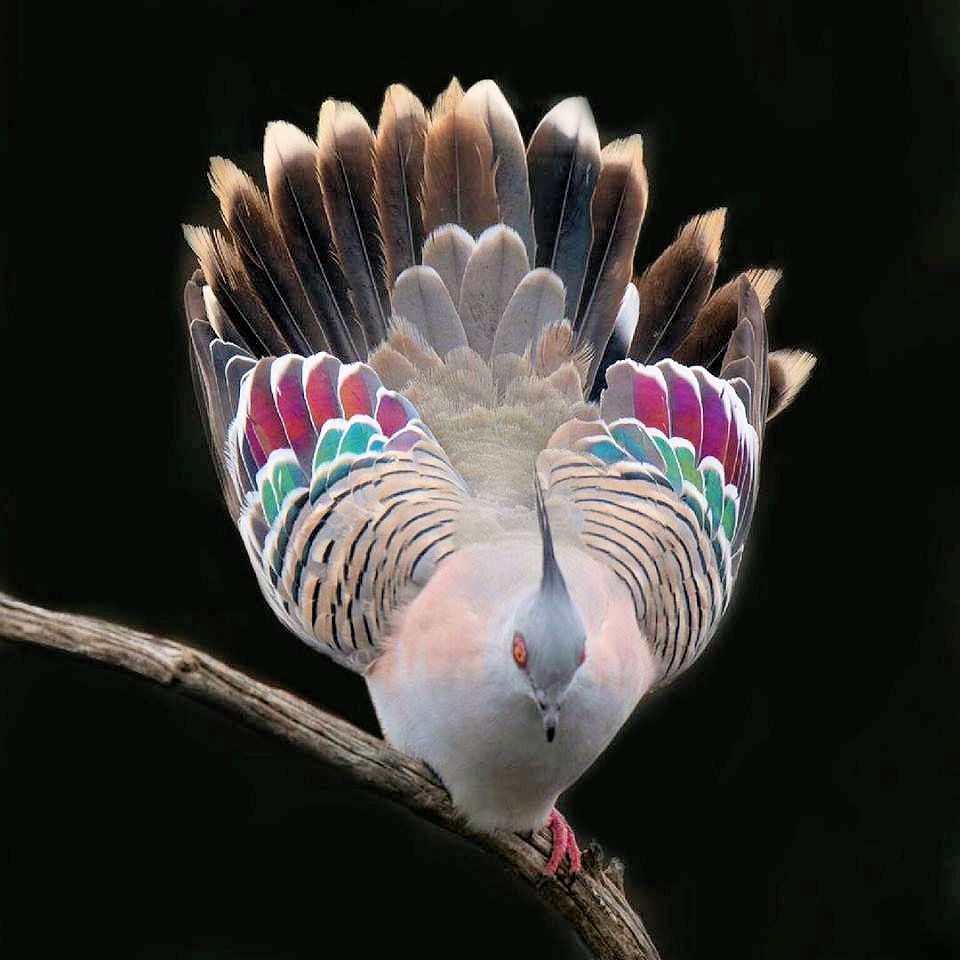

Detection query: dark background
xmin=3 ymin=2 xmax=958 ymax=957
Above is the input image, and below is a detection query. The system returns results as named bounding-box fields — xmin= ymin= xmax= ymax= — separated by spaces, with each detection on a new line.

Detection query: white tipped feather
xmin=767 ymin=349 xmax=816 ymax=420
xmin=491 ymin=268 xmax=566 ymax=358
xmin=390 ymin=265 xmax=469 ymax=357
xmin=745 ymin=267 xmax=782 ymax=312
xmin=422 ymin=224 xmax=476 ymax=305
xmin=460 ymin=79 xmax=534 ymax=263
xmin=457 ymin=224 xmax=530 ymax=359
xmin=615 ymin=281 xmax=640 ymax=345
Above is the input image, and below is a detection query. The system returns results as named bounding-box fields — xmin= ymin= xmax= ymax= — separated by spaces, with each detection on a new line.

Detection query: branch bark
xmin=0 ymin=592 xmax=660 ymax=960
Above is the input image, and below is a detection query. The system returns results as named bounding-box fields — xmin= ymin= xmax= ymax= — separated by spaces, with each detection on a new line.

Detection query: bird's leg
xmin=543 ymin=808 xmax=582 ymax=877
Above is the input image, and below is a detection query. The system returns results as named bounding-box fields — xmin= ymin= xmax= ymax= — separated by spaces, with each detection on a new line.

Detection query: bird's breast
xmin=368 ymin=648 xmax=633 ymax=831
xmin=365 ymin=544 xmax=649 ymax=832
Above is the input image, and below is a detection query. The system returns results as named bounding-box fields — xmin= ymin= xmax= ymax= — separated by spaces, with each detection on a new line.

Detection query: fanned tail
xmin=184 ymin=80 xmax=813 ymax=441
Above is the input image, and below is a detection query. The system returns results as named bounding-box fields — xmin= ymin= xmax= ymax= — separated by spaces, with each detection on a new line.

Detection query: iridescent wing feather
xmin=183 ymin=78 xmax=816 ymax=679
xmin=541 ymin=278 xmax=770 ymax=684
xmin=191 ymin=324 xmax=466 ymax=671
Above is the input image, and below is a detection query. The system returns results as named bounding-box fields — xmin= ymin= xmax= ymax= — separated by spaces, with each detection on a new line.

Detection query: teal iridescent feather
xmin=259 ymin=473 xmax=279 ymax=525
xmin=586 ymin=437 xmax=630 ymax=464
xmin=313 ymin=421 xmax=346 ymax=473
xmin=337 ymin=417 xmax=381 ymax=457
xmin=721 ymin=493 xmax=738 ymax=542
xmin=271 ymin=455 xmax=306 ymax=505
xmin=651 ymin=434 xmax=683 ymax=493
xmin=701 ymin=460 xmax=724 ymax=534
xmin=673 ymin=440 xmax=702 ymax=492
xmin=609 ymin=419 xmax=667 ymax=472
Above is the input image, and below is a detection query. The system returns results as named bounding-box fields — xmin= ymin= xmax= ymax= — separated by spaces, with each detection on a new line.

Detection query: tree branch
xmin=0 ymin=592 xmax=660 ymax=960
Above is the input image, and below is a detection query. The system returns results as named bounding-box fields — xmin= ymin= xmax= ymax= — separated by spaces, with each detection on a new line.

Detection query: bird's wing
xmin=539 ymin=278 xmax=769 ymax=685
xmin=189 ymin=320 xmax=466 ymax=672
xmin=183 ymin=79 xmax=817 ymax=675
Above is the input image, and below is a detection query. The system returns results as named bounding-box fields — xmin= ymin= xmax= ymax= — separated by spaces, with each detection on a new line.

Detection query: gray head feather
xmin=512 ymin=478 xmax=587 ymax=741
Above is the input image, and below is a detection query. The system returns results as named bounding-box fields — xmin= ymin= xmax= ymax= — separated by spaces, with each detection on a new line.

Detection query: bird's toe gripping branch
xmin=544 ymin=808 xmax=582 ymax=878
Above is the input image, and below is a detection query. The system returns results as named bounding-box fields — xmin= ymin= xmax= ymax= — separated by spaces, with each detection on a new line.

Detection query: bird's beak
xmin=542 ymin=703 xmax=560 ymax=743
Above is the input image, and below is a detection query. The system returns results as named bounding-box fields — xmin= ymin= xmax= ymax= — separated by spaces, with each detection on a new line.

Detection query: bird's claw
xmin=542 ymin=808 xmax=582 ymax=879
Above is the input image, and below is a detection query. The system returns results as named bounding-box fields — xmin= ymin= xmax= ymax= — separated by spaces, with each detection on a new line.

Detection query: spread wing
xmin=189 ymin=315 xmax=466 ymax=672
xmin=182 ymin=79 xmax=815 ymax=677
xmin=540 ymin=278 xmax=769 ymax=685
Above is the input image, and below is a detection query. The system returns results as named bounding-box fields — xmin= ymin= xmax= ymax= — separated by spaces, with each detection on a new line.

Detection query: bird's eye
xmin=512 ymin=632 xmax=527 ymax=669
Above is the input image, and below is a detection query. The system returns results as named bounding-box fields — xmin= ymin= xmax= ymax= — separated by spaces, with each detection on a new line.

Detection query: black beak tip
xmin=545 ymin=725 xmax=556 ymax=743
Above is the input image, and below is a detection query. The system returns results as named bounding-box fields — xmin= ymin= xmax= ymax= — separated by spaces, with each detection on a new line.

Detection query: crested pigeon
xmin=183 ymin=78 xmax=816 ymax=876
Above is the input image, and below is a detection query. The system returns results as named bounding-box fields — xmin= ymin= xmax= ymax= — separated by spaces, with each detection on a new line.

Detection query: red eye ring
xmin=512 ymin=632 xmax=527 ymax=669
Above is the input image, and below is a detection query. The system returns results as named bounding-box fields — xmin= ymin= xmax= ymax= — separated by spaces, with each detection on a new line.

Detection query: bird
xmin=182 ymin=78 xmax=816 ymax=877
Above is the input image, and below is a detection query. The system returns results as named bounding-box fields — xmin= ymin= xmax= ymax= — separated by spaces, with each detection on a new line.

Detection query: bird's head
xmin=508 ymin=481 xmax=587 ymax=743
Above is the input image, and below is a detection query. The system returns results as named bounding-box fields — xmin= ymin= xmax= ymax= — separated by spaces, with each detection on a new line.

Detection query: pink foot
xmin=543 ymin=808 xmax=582 ymax=877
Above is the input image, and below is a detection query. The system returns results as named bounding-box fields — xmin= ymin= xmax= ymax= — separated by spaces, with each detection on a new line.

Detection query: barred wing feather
xmin=192 ymin=329 xmax=466 ymax=672
xmin=540 ymin=282 xmax=769 ymax=684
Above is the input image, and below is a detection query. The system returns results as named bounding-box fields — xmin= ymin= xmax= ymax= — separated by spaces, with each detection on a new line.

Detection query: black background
xmin=3 ymin=2 xmax=958 ymax=958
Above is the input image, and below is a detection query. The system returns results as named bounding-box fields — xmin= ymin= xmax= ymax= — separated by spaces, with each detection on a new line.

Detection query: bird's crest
xmin=534 ymin=473 xmax=568 ymax=599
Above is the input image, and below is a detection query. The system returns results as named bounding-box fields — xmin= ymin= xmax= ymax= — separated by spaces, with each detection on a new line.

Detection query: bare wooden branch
xmin=0 ymin=591 xmax=660 ymax=960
